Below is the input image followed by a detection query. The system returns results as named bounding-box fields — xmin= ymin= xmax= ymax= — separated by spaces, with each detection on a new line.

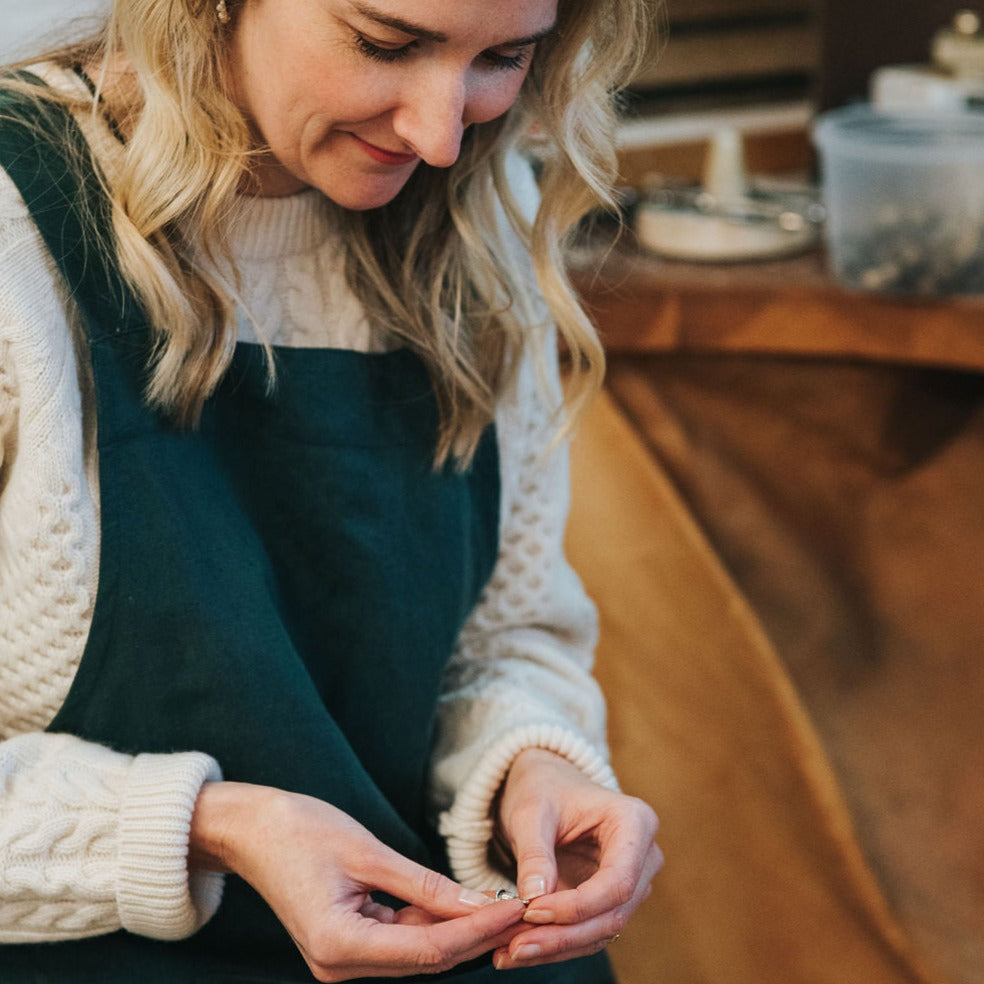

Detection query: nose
xmin=392 ymin=68 xmax=468 ymax=168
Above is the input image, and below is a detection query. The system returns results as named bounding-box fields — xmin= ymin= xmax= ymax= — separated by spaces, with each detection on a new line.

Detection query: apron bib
xmin=0 ymin=81 xmax=614 ymax=984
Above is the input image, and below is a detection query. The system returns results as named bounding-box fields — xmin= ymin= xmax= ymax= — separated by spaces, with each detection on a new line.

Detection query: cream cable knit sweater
xmin=0 ymin=66 xmax=616 ymax=946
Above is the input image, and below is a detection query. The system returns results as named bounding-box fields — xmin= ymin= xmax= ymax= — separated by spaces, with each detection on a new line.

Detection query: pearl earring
xmin=216 ymin=0 xmax=230 ymax=24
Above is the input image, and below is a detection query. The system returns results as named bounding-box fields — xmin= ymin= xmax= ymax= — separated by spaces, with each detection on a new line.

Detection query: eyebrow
xmin=349 ymin=2 xmax=556 ymax=47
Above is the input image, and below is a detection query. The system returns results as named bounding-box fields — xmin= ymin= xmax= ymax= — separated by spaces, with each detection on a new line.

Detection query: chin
xmin=315 ymin=171 xmax=416 ymax=212
xmin=330 ymin=191 xmax=403 ymax=211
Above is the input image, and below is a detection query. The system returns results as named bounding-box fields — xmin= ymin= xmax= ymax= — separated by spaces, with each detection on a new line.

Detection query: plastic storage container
xmin=812 ymin=104 xmax=984 ymax=295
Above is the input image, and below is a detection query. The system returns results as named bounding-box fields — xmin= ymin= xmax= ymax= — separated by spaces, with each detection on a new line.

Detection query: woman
xmin=0 ymin=0 xmax=660 ymax=981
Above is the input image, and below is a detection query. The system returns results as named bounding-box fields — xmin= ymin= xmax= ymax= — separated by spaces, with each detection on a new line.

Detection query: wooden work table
xmin=570 ymin=241 xmax=984 ymax=373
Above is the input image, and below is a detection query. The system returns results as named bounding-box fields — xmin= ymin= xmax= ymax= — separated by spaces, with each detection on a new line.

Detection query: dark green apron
xmin=0 ymin=84 xmax=614 ymax=984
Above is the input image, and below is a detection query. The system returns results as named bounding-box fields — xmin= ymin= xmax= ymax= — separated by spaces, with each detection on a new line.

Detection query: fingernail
xmin=512 ymin=943 xmax=542 ymax=961
xmin=458 ymin=887 xmax=493 ymax=907
xmin=523 ymin=908 xmax=555 ymax=924
xmin=520 ymin=875 xmax=547 ymax=899
xmin=494 ymin=951 xmax=508 ymax=971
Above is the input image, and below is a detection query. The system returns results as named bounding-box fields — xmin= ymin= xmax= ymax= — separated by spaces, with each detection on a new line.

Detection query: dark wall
xmin=817 ymin=0 xmax=971 ymax=109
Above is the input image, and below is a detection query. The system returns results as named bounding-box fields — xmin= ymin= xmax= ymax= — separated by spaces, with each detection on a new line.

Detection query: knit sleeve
xmin=430 ymin=309 xmax=618 ymax=889
xmin=0 ymin=733 xmax=223 ymax=942
xmin=0 ymin=167 xmax=224 ymax=943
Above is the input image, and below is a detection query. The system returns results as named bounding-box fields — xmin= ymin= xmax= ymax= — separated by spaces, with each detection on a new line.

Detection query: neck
xmin=78 ymin=55 xmax=139 ymax=143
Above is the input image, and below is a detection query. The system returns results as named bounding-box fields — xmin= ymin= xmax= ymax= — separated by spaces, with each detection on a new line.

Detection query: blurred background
xmin=0 ymin=0 xmax=107 ymax=61
xmin=614 ymin=0 xmax=979 ymax=184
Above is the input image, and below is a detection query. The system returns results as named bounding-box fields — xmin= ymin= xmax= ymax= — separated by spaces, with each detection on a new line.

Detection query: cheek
xmin=466 ymin=74 xmax=530 ymax=125
xmin=233 ymin=13 xmax=357 ymax=124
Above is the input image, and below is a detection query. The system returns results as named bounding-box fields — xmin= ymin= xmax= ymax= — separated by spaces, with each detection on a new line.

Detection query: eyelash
xmin=352 ymin=33 xmax=530 ymax=72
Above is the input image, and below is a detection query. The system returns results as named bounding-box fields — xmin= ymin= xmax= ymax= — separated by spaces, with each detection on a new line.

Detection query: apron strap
xmin=0 ymin=71 xmax=145 ymax=340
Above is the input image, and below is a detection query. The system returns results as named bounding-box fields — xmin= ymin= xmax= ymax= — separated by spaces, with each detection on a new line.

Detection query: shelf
xmin=570 ymin=241 xmax=984 ymax=373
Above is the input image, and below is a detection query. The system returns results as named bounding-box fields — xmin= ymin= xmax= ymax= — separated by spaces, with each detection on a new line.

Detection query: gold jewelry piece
xmin=216 ymin=0 xmax=230 ymax=24
xmin=607 ymin=933 xmax=622 ymax=945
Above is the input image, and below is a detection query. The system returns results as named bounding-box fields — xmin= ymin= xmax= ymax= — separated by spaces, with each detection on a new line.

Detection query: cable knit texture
xmin=0 ymin=733 xmax=222 ymax=941
xmin=432 ymin=329 xmax=617 ymax=889
xmin=0 ymin=184 xmax=95 ymax=736
xmin=0 ymin=65 xmax=612 ymax=941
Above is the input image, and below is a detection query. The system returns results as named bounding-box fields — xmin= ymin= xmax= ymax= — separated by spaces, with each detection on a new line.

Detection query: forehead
xmin=342 ymin=0 xmax=558 ymax=40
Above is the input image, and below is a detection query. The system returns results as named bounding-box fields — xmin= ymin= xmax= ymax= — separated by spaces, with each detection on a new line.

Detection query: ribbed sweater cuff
xmin=117 ymin=752 xmax=224 ymax=940
xmin=437 ymin=723 xmax=618 ymax=890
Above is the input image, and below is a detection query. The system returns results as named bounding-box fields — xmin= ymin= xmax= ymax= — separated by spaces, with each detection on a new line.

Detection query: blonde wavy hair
xmin=3 ymin=0 xmax=655 ymax=464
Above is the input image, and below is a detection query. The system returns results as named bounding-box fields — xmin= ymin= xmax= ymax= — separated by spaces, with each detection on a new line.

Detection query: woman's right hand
xmin=189 ymin=781 xmax=527 ymax=982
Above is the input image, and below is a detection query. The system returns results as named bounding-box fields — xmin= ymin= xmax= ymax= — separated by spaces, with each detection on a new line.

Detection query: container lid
xmin=812 ymin=102 xmax=984 ymax=162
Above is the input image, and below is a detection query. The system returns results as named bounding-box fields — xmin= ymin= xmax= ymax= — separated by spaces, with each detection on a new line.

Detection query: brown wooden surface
xmin=571 ymin=242 xmax=984 ymax=373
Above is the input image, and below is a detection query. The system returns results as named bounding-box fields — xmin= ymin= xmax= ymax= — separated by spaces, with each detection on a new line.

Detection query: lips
xmin=350 ymin=134 xmax=418 ymax=166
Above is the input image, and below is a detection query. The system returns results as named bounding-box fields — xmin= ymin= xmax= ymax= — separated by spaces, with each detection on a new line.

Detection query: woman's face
xmin=227 ymin=0 xmax=557 ymax=206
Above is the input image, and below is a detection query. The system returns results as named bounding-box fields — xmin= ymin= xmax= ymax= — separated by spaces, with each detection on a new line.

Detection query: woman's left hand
xmin=491 ymin=747 xmax=663 ymax=971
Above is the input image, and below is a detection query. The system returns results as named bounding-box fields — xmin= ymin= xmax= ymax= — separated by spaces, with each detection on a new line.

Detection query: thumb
xmin=511 ymin=815 xmax=559 ymax=902
xmin=367 ymin=846 xmax=494 ymax=917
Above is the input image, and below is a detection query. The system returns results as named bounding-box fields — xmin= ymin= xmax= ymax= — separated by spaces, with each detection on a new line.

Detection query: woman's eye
xmin=481 ymin=48 xmax=532 ymax=72
xmin=352 ymin=32 xmax=416 ymax=63
xmin=351 ymin=31 xmax=532 ymax=71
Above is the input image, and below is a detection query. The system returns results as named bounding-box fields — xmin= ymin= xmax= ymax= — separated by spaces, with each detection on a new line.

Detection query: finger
xmin=525 ymin=802 xmax=660 ymax=926
xmin=355 ymin=845 xmax=495 ymax=918
xmin=514 ymin=846 xmax=659 ymax=970
xmin=359 ymin=899 xmax=397 ymax=924
xmin=390 ymin=905 xmax=443 ymax=927
xmin=496 ymin=858 xmax=654 ymax=969
xmin=307 ymin=900 xmax=527 ymax=979
xmin=493 ymin=934 xmax=613 ymax=971
xmin=364 ymin=898 xmax=527 ymax=959
xmin=526 ymin=839 xmax=662 ymax=929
